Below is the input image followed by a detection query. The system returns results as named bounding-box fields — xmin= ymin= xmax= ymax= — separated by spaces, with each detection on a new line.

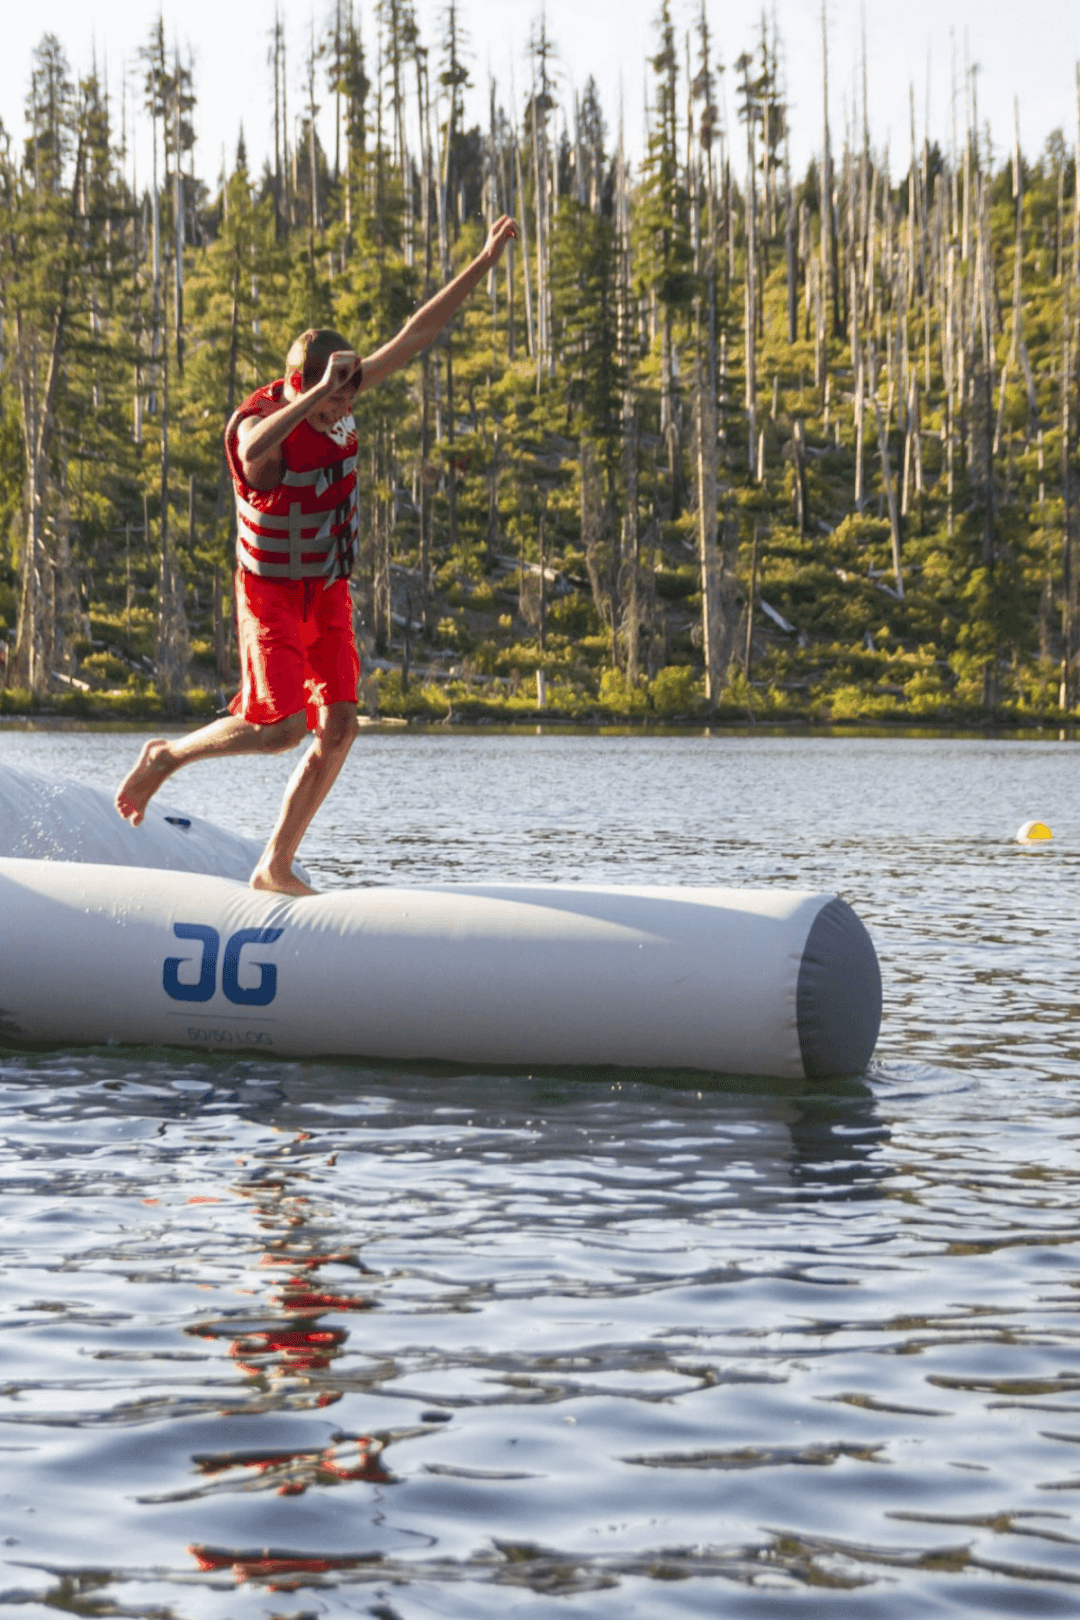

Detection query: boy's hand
xmin=483 ymin=215 xmax=518 ymax=267
xmin=315 ymin=350 xmax=362 ymax=397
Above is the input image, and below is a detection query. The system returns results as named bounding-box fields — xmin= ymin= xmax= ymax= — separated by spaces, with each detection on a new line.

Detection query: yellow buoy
xmin=1015 ymin=820 xmax=1054 ymax=843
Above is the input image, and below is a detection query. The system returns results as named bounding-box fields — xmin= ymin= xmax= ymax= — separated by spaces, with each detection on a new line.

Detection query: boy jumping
xmin=116 ymin=215 xmax=518 ymax=895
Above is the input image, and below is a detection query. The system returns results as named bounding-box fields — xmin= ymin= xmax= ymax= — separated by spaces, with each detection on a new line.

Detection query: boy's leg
xmin=251 ymin=702 xmax=358 ymax=896
xmin=115 ymin=710 xmax=308 ymax=825
xmin=117 ymin=569 xmax=313 ymax=826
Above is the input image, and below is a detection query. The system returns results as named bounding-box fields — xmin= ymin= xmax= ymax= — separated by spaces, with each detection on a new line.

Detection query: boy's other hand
xmin=316 ymin=350 xmax=362 ymax=396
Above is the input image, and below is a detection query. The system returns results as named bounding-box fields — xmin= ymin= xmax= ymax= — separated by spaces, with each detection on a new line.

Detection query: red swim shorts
xmin=229 ymin=569 xmax=360 ymax=731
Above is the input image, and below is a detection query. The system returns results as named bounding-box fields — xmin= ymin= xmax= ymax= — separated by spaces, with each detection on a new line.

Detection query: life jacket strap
xmin=289 ymin=503 xmax=302 ymax=580
xmin=280 ymin=453 xmax=357 ymax=490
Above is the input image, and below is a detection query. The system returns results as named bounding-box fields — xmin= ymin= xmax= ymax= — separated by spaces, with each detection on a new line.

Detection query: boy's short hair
xmin=285 ymin=328 xmax=355 ymax=390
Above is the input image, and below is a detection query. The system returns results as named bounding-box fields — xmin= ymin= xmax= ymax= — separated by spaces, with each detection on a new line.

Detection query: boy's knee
xmin=318 ymin=707 xmax=358 ymax=753
xmin=262 ymin=711 xmax=308 ymax=751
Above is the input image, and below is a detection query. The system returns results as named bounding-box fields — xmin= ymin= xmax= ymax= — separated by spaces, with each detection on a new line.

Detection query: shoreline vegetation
xmin=1 ymin=690 xmax=1078 ymax=738
xmin=1 ymin=15 xmax=1079 ymax=732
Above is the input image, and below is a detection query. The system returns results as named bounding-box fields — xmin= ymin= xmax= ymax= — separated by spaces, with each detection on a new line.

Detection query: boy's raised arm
xmin=359 ymin=215 xmax=518 ymax=393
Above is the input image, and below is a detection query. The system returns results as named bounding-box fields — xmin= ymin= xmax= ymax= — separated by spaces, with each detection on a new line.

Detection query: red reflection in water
xmin=258 ymin=1250 xmax=356 ymax=1269
xmin=192 ymin=1437 xmax=390 ymax=1498
xmin=178 ymin=1130 xmax=391 ymax=1576
xmin=226 ymin=1324 xmax=348 ymax=1375
xmin=187 ymin=1143 xmax=371 ymax=1390
xmin=317 ymin=1439 xmax=389 ymax=1483
xmin=276 ymin=1288 xmax=372 ymax=1312
xmin=189 ymin=1543 xmax=379 ymax=1585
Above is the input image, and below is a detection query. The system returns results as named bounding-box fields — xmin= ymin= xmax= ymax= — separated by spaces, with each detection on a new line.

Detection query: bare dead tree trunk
xmin=581 ymin=439 xmax=615 ymax=652
xmin=872 ymin=386 xmax=905 ymax=598
xmin=1062 ymin=284 xmax=1077 ymax=707
xmin=742 ymin=70 xmax=758 ymax=471
xmin=537 ymin=495 xmax=548 ymax=655
xmin=155 ymin=293 xmax=190 ymax=710
xmin=307 ymin=26 xmax=321 ymax=239
xmin=445 ymin=340 xmax=458 ymax=552
xmin=616 ymin=122 xmax=634 ymax=675
xmin=486 ymin=427 xmax=500 ymax=567
xmin=744 ymin=523 xmax=759 ymax=678
xmin=513 ymin=135 xmax=535 ymax=359
xmin=820 ymin=1 xmax=840 ymax=336
xmin=853 ymin=337 xmax=866 ymax=510
xmin=695 ymin=310 xmax=721 ymax=703
xmin=530 ymin=82 xmax=547 ymax=389
xmin=215 ymin=235 xmax=241 ymax=524
xmin=213 ymin=563 xmax=227 ymax=680
xmin=173 ymin=51 xmax=185 ymax=378
xmin=502 ymin=135 xmax=515 ymax=358
xmin=371 ymin=432 xmax=392 ymax=655
xmin=784 ymin=158 xmax=797 ymax=345
xmin=713 ymin=496 xmax=743 ymax=691
xmin=272 ymin=8 xmax=285 ymax=240
xmin=791 ymin=418 xmax=808 ymax=534
xmin=11 ymin=127 xmax=87 ymax=693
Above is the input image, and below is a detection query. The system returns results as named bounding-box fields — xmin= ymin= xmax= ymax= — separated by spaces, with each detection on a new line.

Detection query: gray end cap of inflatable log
xmin=796 ymin=897 xmax=882 ymax=1078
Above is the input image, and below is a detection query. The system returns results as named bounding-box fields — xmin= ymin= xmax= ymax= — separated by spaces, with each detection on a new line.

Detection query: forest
xmin=0 ymin=5 xmax=1078 ymax=726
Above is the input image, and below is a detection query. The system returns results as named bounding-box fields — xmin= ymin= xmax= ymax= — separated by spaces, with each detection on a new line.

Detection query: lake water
xmin=3 ymin=726 xmax=1080 ymax=1618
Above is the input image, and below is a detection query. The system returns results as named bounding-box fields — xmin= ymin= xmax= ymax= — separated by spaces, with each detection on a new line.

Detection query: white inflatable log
xmin=0 ymin=858 xmax=881 ymax=1078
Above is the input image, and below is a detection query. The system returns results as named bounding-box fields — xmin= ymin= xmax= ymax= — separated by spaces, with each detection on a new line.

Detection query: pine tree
xmin=635 ymin=0 xmax=693 ymax=517
xmin=141 ymin=17 xmax=191 ymax=707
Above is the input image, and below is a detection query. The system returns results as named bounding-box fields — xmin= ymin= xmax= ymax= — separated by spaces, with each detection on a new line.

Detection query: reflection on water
xmin=2 ymin=730 xmax=1080 ymax=1616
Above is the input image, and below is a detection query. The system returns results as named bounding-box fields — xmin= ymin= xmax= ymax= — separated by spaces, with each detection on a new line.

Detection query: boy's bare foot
xmin=115 ymin=740 xmax=174 ymax=825
xmin=250 ymin=863 xmax=318 ymax=898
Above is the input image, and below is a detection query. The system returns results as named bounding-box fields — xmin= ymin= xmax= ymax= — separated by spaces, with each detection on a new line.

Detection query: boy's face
xmin=306 ymin=379 xmax=359 ymax=431
xmin=284 ymin=352 xmax=362 ymax=428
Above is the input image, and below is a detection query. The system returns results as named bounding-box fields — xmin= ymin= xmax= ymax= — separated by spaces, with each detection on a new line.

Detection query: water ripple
xmin=3 ymin=732 xmax=1080 ymax=1614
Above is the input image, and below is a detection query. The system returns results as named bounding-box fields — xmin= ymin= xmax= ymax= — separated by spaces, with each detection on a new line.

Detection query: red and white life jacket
xmin=224 ymin=380 xmax=359 ymax=583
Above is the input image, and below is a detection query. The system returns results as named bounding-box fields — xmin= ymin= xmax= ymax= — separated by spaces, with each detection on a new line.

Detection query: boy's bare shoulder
xmin=226 ymin=386 xmax=279 ymax=446
xmin=239 ymin=387 xmax=285 ymax=429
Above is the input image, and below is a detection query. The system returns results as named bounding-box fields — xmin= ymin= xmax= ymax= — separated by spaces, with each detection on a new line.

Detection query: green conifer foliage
xmin=1 ymin=17 xmax=1078 ymax=723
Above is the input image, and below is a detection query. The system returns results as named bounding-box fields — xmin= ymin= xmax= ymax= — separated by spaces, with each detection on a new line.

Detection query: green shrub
xmin=99 ymin=688 xmax=164 ymax=717
xmin=826 ymin=684 xmax=868 ymax=721
xmin=469 ymin=639 xmax=500 ymax=675
xmin=372 ymin=668 xmax=450 ymax=719
xmin=82 ymin=651 xmax=129 ymax=684
xmin=577 ymin=632 xmax=612 ymax=664
xmin=53 ymin=690 xmax=96 ymax=717
xmin=548 ymin=593 xmax=600 ymax=636
xmin=184 ymin=687 xmax=219 ymax=717
xmin=598 ymin=668 xmax=648 ymax=715
xmin=903 ymin=671 xmax=949 ymax=715
xmin=649 ymin=664 xmax=702 ymax=716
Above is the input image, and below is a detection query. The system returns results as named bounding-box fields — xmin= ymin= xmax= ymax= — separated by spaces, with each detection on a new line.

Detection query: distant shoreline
xmin=1 ymin=710 xmax=1077 ymax=744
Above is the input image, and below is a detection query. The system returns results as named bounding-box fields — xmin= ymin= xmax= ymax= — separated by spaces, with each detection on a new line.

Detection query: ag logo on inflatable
xmin=163 ymin=923 xmax=284 ymax=1007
